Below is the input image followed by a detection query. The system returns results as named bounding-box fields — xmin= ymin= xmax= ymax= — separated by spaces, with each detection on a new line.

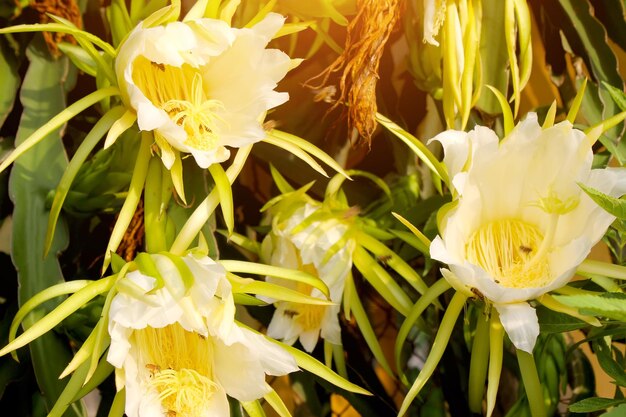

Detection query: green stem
xmin=486 ymin=311 xmax=504 ymax=417
xmin=170 ymin=145 xmax=252 ymax=255
xmin=516 ymin=350 xmax=547 ymax=417
xmin=468 ymin=309 xmax=490 ymax=413
xmin=397 ymin=292 xmax=467 ymax=417
xmin=102 ymin=132 xmax=152 ymax=273
xmin=332 ymin=343 xmax=348 ymax=379
xmin=144 ymin=157 xmax=167 ymax=253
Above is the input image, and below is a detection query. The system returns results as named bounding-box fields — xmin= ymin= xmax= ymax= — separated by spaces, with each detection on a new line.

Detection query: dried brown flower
xmin=30 ymin=0 xmax=83 ymax=56
xmin=309 ymin=0 xmax=403 ymax=146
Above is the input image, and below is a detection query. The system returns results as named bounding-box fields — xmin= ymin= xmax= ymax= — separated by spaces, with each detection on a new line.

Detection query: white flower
xmin=116 ymin=13 xmax=293 ymax=169
xmin=430 ymin=114 xmax=626 ymax=353
xmin=107 ymin=253 xmax=298 ymax=417
xmin=261 ymin=203 xmax=355 ymax=352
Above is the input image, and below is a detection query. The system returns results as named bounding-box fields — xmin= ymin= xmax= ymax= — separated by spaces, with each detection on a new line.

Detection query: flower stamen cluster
xmin=131 ymin=57 xmax=225 ymax=153
xmin=135 ymin=323 xmax=219 ymax=417
xmin=465 ymin=218 xmax=551 ymax=288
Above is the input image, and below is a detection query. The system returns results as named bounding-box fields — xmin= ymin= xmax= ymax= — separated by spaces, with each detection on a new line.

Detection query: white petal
xmin=250 ymin=12 xmax=285 ymax=42
xmin=188 ymin=146 xmax=231 ymax=169
xmin=299 ymin=329 xmax=321 ymax=353
xmin=494 ymin=303 xmax=539 ymax=353
xmin=213 ymin=338 xmax=271 ymax=401
xmin=428 ymin=129 xmax=469 ymax=185
xmin=243 ymin=329 xmax=298 ymax=375
xmin=267 ymin=307 xmax=300 ymax=343
xmin=204 ymin=386 xmax=230 ymax=415
xmin=319 ymin=305 xmax=342 ymax=345
xmin=430 ymin=236 xmax=455 ymax=265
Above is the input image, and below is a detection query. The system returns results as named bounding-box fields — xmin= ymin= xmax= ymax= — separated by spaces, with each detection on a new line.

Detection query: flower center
xmin=465 ymin=218 xmax=553 ymax=288
xmin=132 ymin=56 xmax=224 ymax=151
xmin=286 ymin=265 xmax=327 ymax=332
xmin=134 ymin=323 xmax=218 ymax=417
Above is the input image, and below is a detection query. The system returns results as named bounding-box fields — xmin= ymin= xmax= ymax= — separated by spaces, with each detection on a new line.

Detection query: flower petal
xmin=494 ymin=302 xmax=539 ymax=353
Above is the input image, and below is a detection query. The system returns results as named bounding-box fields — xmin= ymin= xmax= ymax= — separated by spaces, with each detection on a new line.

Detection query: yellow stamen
xmin=132 ymin=56 xmax=224 ymax=152
xmin=466 ymin=219 xmax=552 ymax=288
xmin=134 ymin=323 xmax=217 ymax=416
xmin=284 ymin=264 xmax=327 ymax=332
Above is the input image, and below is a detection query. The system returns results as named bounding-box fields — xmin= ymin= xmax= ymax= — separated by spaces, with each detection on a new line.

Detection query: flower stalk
xmin=517 ymin=350 xmax=547 ymax=417
xmin=398 ymin=292 xmax=468 ymax=417
xmin=468 ymin=309 xmax=490 ymax=413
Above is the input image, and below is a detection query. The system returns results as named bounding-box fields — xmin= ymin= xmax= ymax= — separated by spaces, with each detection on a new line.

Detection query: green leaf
xmin=0 ymin=37 xmax=19 ymax=127
xmin=536 ymin=304 xmax=588 ymax=333
xmin=107 ymin=0 xmax=133 ymax=47
xmin=590 ymin=0 xmax=626 ymax=52
xmin=578 ymin=182 xmax=626 ymax=219
xmin=0 ymin=23 xmax=116 ymax=56
xmin=395 ymin=278 xmax=451 ymax=385
xmin=8 ymin=36 xmax=82 ymax=417
xmin=603 ymin=81 xmax=626 ymax=111
xmin=593 ymin=337 xmax=626 ymax=386
xmin=569 ymin=397 xmax=626 ymax=413
xmin=558 ymin=0 xmax=622 ymax=86
xmin=486 ymin=85 xmax=514 ymax=135
xmin=263 ymin=135 xmax=328 ymax=178
xmin=553 ymin=293 xmax=626 ymax=322
xmin=238 ymin=321 xmax=370 ymax=395
xmin=556 ymin=0 xmax=626 ymax=162
xmin=601 ymin=404 xmax=626 ymax=417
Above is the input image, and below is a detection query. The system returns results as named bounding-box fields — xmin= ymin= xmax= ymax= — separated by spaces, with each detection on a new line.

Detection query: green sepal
xmin=209 ymin=162 xmax=235 ymax=236
xmin=345 ymin=274 xmax=393 ymax=375
xmin=220 ymin=260 xmax=330 ymax=298
xmin=227 ymin=273 xmax=333 ymax=306
xmin=352 ymin=246 xmax=412 ymax=316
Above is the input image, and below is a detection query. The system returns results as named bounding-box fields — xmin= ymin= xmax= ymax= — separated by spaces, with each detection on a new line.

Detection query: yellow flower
xmin=107 ymin=253 xmax=298 ymax=417
xmin=430 ymin=114 xmax=626 ymax=352
xmin=116 ymin=13 xmax=293 ymax=169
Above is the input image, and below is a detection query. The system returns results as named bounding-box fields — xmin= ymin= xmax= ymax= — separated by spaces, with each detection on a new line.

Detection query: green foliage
xmin=579 ymin=182 xmax=626 ymax=219
xmin=553 ymin=293 xmax=626 ymax=322
xmin=8 ymin=35 xmax=83 ymax=416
